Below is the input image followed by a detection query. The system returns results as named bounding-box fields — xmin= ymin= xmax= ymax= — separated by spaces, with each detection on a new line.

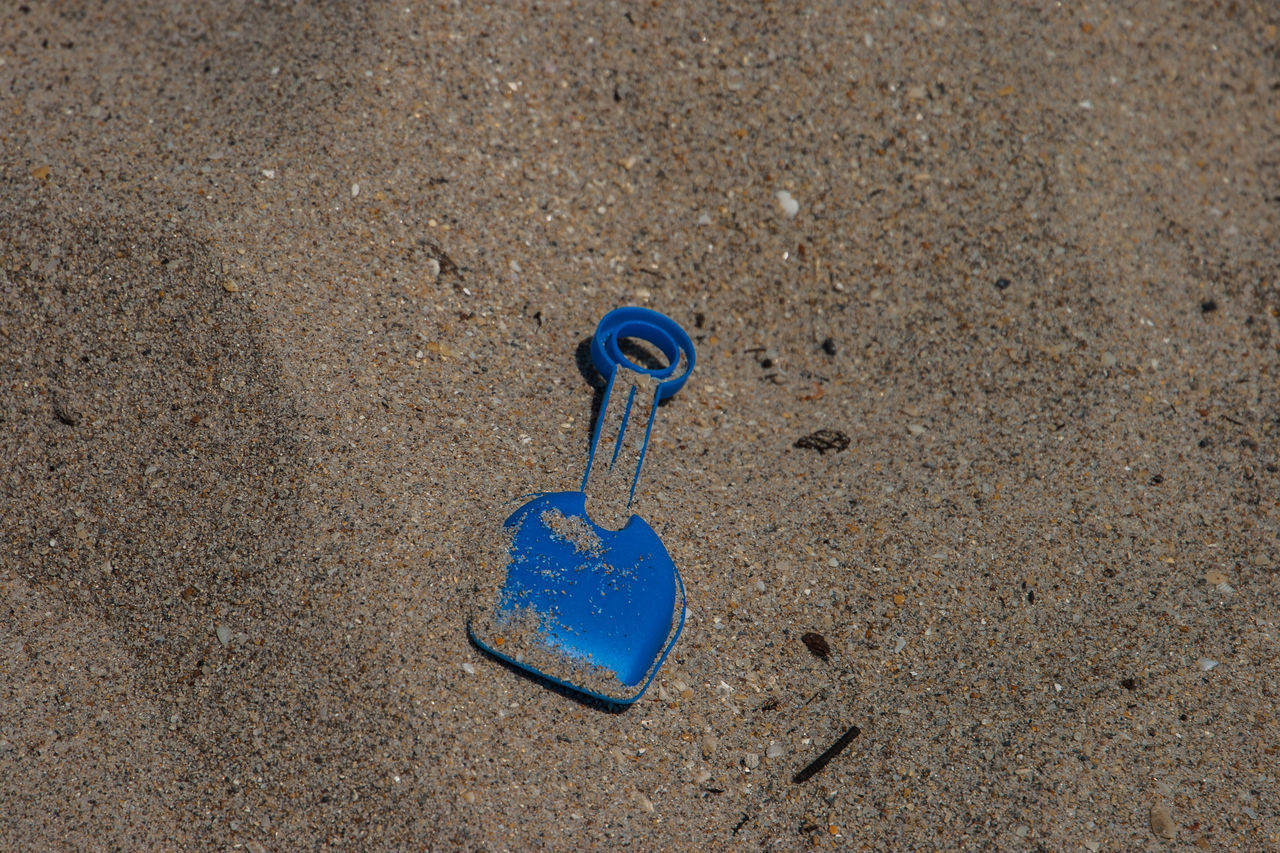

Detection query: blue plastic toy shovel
xmin=469 ymin=307 xmax=695 ymax=704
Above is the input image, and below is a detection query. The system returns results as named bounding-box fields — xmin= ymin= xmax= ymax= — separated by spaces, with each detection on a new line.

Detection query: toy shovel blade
xmin=469 ymin=308 xmax=695 ymax=704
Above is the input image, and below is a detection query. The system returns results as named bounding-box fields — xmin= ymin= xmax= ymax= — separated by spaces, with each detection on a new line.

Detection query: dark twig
xmin=792 ymin=724 xmax=861 ymax=784
xmin=799 ymin=689 xmax=824 ymax=709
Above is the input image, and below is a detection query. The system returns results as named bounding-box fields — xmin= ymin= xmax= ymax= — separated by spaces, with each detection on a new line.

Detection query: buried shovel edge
xmin=468 ymin=568 xmax=685 ymax=706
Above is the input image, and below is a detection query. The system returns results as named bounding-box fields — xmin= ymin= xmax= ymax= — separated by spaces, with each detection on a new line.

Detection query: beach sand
xmin=3 ymin=2 xmax=1277 ymax=849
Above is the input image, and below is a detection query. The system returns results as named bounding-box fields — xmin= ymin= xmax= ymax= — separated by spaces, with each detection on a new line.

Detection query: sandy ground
xmin=2 ymin=2 xmax=1278 ymax=850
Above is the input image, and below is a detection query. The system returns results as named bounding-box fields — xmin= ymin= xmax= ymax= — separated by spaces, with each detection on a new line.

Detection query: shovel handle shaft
xmin=582 ymin=366 xmax=659 ymax=519
xmin=581 ymin=308 xmax=695 ymax=527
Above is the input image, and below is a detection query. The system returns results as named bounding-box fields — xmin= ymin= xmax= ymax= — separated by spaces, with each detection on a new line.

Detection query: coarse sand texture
xmin=2 ymin=2 xmax=1278 ymax=850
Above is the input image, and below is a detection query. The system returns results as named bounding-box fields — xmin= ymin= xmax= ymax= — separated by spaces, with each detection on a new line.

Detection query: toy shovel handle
xmin=581 ymin=308 xmax=695 ymax=528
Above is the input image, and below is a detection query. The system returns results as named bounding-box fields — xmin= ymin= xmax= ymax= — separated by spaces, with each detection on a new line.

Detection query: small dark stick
xmin=792 ymin=723 xmax=861 ymax=784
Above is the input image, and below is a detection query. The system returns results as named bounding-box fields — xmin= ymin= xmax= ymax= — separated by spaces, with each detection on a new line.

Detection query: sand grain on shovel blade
xmin=470 ymin=604 xmax=634 ymax=699
xmin=468 ymin=499 xmax=686 ymax=703
xmin=539 ymin=508 xmax=605 ymax=556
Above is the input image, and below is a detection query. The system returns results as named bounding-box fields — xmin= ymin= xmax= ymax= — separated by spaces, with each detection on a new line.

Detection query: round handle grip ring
xmin=590 ymin=307 xmax=696 ymax=401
